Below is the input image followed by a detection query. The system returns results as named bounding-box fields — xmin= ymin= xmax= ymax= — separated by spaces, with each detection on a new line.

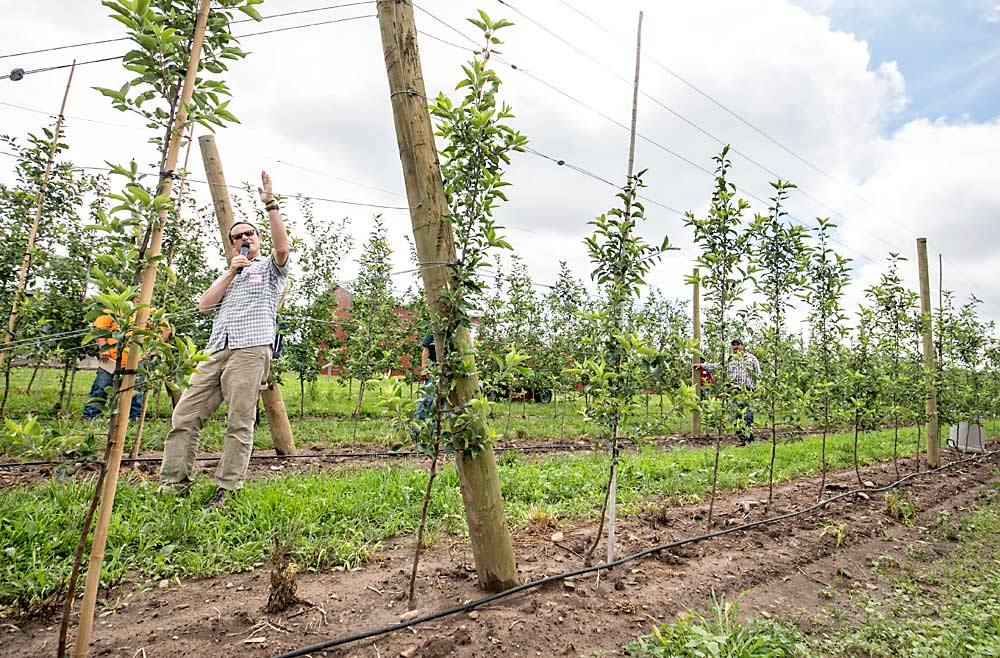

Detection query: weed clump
xmin=266 ymin=536 xmax=304 ymax=613
xmin=883 ymin=491 xmax=919 ymax=527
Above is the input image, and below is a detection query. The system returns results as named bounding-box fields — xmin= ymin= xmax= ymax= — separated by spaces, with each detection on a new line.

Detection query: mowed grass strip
xmin=0 ymin=427 xmax=939 ymax=614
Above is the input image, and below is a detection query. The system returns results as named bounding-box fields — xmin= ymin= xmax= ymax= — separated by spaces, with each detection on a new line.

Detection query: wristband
xmin=265 ymin=202 xmax=279 ymax=212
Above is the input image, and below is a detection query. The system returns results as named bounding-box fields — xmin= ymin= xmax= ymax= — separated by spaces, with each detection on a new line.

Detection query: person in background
xmin=83 ymin=313 xmax=143 ymax=421
xmin=694 ymin=356 xmax=716 ymax=401
xmin=698 ymin=338 xmax=760 ymax=446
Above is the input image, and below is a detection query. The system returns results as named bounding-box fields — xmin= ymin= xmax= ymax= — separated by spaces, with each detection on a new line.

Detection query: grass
xmin=0 ymin=423 xmax=941 ymax=615
xmin=626 ymin=476 xmax=1000 ymax=658
xmin=0 ymin=366 xmax=691 ymax=455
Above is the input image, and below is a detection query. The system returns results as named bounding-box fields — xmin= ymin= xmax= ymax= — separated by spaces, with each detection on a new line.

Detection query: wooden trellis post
xmin=0 ymin=63 xmax=75 ymax=381
xmin=72 ymin=2 xmax=212 ymax=654
xmin=376 ymin=0 xmax=518 ymax=592
xmin=198 ymin=134 xmax=296 ymax=455
xmin=916 ymin=237 xmax=940 ymax=468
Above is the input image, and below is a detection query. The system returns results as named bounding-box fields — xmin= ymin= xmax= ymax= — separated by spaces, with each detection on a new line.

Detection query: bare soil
xmin=5 ymin=446 xmax=997 ymax=658
xmin=0 ymin=432 xmax=734 ymax=490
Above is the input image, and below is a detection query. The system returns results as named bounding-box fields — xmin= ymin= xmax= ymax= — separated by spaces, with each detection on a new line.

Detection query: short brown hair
xmin=229 ymin=221 xmax=258 ymax=240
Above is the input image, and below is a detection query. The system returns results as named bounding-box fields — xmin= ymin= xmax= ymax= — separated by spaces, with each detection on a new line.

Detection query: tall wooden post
xmin=692 ymin=267 xmax=701 ymax=436
xmin=72 ymin=4 xmax=212 ymax=655
xmin=0 ymin=63 xmax=76 ymax=377
xmin=916 ymin=238 xmax=940 ymax=468
xmin=377 ymin=0 xmax=517 ymax=591
xmin=198 ymin=134 xmax=296 ymax=456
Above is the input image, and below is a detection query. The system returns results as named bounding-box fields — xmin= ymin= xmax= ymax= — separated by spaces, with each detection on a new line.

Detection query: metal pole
xmin=692 ymin=267 xmax=701 ymax=436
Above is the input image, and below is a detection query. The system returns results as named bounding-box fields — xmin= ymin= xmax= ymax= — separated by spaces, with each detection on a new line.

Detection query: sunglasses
xmin=230 ymin=229 xmax=256 ymax=241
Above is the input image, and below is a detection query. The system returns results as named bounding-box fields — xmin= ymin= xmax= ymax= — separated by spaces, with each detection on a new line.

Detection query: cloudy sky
xmin=2 ymin=0 xmax=999 ymax=327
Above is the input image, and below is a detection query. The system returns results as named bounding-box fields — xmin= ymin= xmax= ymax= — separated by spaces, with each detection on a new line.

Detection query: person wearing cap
xmin=158 ymin=171 xmax=290 ymax=508
xmin=698 ymin=338 xmax=760 ymax=445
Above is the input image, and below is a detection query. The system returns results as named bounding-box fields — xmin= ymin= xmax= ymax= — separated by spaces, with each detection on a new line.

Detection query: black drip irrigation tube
xmin=0 ymin=426 xmax=845 ymax=472
xmin=0 ymin=442 xmax=601 ymax=471
xmin=271 ymin=448 xmax=999 ymax=658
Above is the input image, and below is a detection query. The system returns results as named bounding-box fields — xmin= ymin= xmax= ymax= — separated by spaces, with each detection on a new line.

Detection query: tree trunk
xmin=583 ymin=455 xmax=614 ymax=566
xmin=25 ymin=362 xmax=42 ymax=394
xmin=299 ymin=376 xmax=305 ymax=420
xmin=707 ymin=428 xmax=723 ymax=531
xmin=505 ymin=390 xmax=514 ymax=437
xmin=131 ymin=392 xmax=150 ymax=459
xmin=0 ymin=359 xmax=13 ymax=417
xmin=58 ymin=361 xmax=71 ymax=411
xmin=408 ymin=440 xmax=440 ymax=610
xmin=767 ymin=395 xmax=777 ymax=509
xmin=66 ymin=362 xmax=78 ymax=416
xmin=892 ymin=411 xmax=900 ymax=478
xmin=352 ymin=378 xmax=367 ymax=441
xmin=818 ymin=399 xmax=829 ymax=500
xmin=853 ymin=410 xmax=864 ymax=488
xmin=153 ymin=382 xmax=163 ymax=419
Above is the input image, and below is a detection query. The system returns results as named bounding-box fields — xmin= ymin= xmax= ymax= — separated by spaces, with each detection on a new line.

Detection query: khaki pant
xmin=160 ymin=345 xmax=270 ymax=490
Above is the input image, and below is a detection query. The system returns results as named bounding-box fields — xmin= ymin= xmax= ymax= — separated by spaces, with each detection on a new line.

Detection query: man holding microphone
xmin=159 ymin=171 xmax=290 ymax=507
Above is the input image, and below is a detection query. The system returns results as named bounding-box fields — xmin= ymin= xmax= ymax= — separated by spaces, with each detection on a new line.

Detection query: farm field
xmin=3 ymin=369 xmax=998 ymax=656
xmin=3 ymin=440 xmax=997 ymax=657
xmin=2 ymin=1 xmax=999 ymax=656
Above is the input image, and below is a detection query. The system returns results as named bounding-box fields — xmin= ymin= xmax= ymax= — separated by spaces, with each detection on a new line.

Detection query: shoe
xmin=156 ymin=481 xmax=192 ymax=497
xmin=202 ymin=487 xmax=231 ymax=510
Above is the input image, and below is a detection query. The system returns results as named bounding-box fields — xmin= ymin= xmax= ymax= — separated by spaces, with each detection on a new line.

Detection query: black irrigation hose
xmin=0 ymin=441 xmax=600 ymax=470
xmin=271 ymin=448 xmax=1000 ymax=658
xmin=0 ymin=424 xmax=942 ymax=471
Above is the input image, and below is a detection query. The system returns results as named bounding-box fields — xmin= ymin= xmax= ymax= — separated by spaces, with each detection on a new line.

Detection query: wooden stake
xmin=916 ymin=238 xmax=940 ymax=468
xmin=692 ymin=267 xmax=701 ymax=436
xmin=73 ymin=5 xmax=212 ymax=654
xmin=0 ymin=62 xmax=76 ymax=377
xmin=131 ymin=125 xmax=194 ymax=459
xmin=377 ymin=0 xmax=517 ymax=592
xmin=607 ymin=9 xmax=643 ymax=566
xmin=197 ymin=134 xmax=297 ymax=455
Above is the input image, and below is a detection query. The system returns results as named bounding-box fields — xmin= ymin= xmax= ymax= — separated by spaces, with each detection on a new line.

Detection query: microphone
xmin=238 ymin=240 xmax=250 ymax=273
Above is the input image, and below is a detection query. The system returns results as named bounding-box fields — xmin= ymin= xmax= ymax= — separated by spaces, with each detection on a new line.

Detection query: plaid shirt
xmin=705 ymin=352 xmax=761 ymax=390
xmin=205 ymin=254 xmax=289 ymax=352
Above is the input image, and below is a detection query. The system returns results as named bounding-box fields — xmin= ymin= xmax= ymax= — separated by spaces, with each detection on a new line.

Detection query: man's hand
xmin=258 ymin=170 xmax=274 ymax=204
xmin=229 ymin=255 xmax=252 ymax=275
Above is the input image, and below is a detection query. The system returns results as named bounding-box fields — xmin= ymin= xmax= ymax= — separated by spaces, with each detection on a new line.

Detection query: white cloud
xmin=986 ymin=4 xmax=1000 ymax=22
xmin=2 ymin=0 xmax=998 ymax=325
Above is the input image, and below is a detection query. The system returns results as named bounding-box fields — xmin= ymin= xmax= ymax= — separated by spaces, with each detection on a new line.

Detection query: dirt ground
xmin=0 ymin=432 xmax=733 ymax=490
xmin=5 ymin=445 xmax=997 ymax=658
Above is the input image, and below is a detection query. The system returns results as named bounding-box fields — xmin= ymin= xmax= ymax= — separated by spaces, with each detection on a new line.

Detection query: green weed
xmin=626 ymin=595 xmax=806 ymax=657
xmin=883 ymin=491 xmax=919 ymax=527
